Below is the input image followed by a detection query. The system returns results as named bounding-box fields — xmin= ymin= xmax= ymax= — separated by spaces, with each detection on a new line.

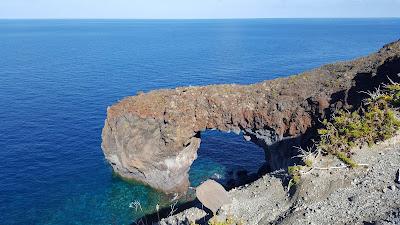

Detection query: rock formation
xmin=102 ymin=40 xmax=400 ymax=194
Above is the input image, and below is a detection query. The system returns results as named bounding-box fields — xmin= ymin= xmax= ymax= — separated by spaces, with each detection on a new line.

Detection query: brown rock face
xmin=102 ymin=40 xmax=400 ymax=194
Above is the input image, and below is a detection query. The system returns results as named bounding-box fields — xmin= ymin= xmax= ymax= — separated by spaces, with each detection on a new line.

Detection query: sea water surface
xmin=1 ymin=19 xmax=400 ymax=225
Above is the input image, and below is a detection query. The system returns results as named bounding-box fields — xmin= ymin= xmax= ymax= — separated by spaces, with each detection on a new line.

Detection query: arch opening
xmin=189 ymin=130 xmax=267 ymax=189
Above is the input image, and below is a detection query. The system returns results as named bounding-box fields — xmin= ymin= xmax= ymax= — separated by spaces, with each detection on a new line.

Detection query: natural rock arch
xmin=101 ymin=40 xmax=400 ymax=194
xmin=191 ymin=129 xmax=267 ymax=188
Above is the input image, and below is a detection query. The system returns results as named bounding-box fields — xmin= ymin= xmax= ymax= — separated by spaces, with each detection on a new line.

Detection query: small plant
xmin=384 ymin=78 xmax=400 ymax=107
xmin=336 ymin=152 xmax=358 ymax=168
xmin=156 ymin=203 xmax=160 ymax=222
xmin=287 ymin=165 xmax=303 ymax=189
xmin=130 ymin=200 xmax=149 ymax=225
xmin=208 ymin=216 xmax=242 ymax=225
xmin=169 ymin=201 xmax=178 ymax=217
xmin=129 ymin=200 xmax=143 ymax=212
xmin=304 ymin=159 xmax=313 ymax=167
xmin=293 ymin=146 xmax=318 ymax=167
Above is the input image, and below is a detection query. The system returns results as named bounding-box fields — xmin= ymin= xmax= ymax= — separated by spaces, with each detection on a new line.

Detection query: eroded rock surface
xmin=102 ymin=40 xmax=400 ymax=193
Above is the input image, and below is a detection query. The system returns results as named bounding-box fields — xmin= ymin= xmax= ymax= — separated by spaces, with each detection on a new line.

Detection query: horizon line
xmin=0 ymin=16 xmax=399 ymax=20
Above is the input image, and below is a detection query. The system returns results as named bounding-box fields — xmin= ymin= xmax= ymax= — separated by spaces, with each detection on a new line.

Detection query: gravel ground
xmin=159 ymin=136 xmax=400 ymax=225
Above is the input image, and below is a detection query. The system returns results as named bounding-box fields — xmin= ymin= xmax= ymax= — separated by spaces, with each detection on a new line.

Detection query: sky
xmin=0 ymin=0 xmax=399 ymax=19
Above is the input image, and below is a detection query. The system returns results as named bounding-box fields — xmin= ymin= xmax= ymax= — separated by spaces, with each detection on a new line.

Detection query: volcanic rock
xmin=101 ymin=40 xmax=400 ymax=193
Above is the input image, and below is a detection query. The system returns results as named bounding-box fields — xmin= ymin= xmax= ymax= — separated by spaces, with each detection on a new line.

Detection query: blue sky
xmin=0 ymin=0 xmax=399 ymax=19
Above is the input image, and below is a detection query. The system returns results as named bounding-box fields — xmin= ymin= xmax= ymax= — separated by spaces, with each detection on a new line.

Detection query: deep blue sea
xmin=0 ymin=19 xmax=399 ymax=225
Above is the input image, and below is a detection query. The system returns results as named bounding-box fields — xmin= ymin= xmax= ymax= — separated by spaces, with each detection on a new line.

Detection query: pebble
xmin=388 ymin=185 xmax=396 ymax=190
xmin=348 ymin=196 xmax=357 ymax=202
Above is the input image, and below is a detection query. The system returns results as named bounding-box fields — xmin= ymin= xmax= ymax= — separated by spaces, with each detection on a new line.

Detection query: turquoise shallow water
xmin=0 ymin=19 xmax=400 ymax=225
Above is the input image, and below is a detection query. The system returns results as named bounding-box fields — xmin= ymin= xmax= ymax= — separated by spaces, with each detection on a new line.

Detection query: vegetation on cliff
xmin=288 ymin=79 xmax=400 ymax=186
xmin=318 ymin=80 xmax=400 ymax=161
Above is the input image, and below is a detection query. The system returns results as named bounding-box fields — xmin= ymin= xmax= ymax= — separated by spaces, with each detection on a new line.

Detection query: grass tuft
xmin=336 ymin=152 xmax=358 ymax=168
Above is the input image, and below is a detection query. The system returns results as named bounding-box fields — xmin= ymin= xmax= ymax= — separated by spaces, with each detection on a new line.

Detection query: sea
xmin=0 ymin=19 xmax=399 ymax=225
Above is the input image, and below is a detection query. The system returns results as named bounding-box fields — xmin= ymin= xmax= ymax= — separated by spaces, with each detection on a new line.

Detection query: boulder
xmin=196 ymin=180 xmax=231 ymax=214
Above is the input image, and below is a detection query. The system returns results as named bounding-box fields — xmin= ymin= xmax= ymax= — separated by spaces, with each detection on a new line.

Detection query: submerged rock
xmin=101 ymin=40 xmax=400 ymax=193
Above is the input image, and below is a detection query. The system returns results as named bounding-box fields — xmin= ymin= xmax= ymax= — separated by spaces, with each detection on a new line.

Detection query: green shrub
xmin=285 ymin=81 xmax=400 ymax=187
xmin=287 ymin=165 xmax=302 ymax=187
xmin=385 ymin=82 xmax=400 ymax=106
xmin=317 ymin=82 xmax=400 ymax=165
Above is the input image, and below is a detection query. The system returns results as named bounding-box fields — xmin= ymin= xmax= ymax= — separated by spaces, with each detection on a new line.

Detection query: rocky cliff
xmin=101 ymin=40 xmax=400 ymax=194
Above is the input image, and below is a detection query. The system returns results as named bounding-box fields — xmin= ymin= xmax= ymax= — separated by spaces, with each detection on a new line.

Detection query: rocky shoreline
xmin=159 ymin=135 xmax=400 ymax=225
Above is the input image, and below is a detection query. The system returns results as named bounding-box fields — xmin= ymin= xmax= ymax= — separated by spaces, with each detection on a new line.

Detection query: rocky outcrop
xmin=101 ymin=40 xmax=400 ymax=194
xmin=158 ymin=135 xmax=400 ymax=225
